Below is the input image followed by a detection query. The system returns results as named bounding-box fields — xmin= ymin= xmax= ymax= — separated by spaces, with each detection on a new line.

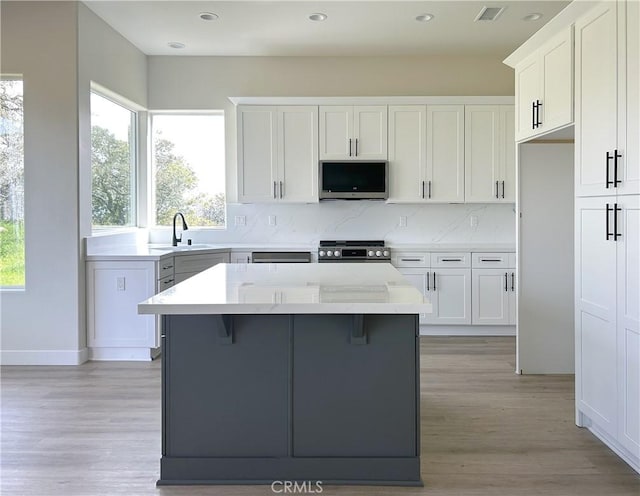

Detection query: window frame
xmin=149 ymin=110 xmax=226 ymax=229
xmin=90 ymin=85 xmax=140 ymax=232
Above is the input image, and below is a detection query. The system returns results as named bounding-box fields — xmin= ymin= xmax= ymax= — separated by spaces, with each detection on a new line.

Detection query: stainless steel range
xmin=317 ymin=240 xmax=391 ymax=263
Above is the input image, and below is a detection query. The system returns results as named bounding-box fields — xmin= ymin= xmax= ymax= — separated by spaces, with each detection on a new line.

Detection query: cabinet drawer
xmin=392 ymin=252 xmax=429 ymax=267
xmin=174 ymin=252 xmax=230 ymax=274
xmin=157 ymin=274 xmax=175 ymax=292
xmin=158 ymin=257 xmax=175 ymax=279
xmin=430 ymin=252 xmax=470 ymax=268
xmin=472 ymin=253 xmax=514 ymax=268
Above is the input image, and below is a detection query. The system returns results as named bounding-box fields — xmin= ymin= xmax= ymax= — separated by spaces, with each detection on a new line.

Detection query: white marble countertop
xmin=138 ymin=263 xmax=431 ymax=315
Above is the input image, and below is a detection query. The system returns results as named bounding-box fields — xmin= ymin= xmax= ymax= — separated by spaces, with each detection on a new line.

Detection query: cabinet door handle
xmin=481 ymin=258 xmax=502 ymax=262
xmin=426 ymin=271 xmax=430 ymax=291
xmin=532 ymin=101 xmax=536 ymax=130
xmin=355 ymin=138 xmax=359 ymax=156
xmin=161 ymin=265 xmax=173 ymax=270
xmin=273 ymin=181 xmax=277 ymax=199
xmin=606 ymin=203 xmax=612 ymax=240
xmin=535 ymin=100 xmax=542 ymax=127
xmin=606 ymin=151 xmax=614 ymax=188
xmin=428 ymin=180 xmax=432 ymax=199
xmin=614 ymin=203 xmax=621 ymax=241
xmin=614 ymin=149 xmax=622 ymax=187
xmin=511 ymin=272 xmax=515 ymax=292
xmin=163 ymin=278 xmax=174 ymax=285
xmin=504 ymin=272 xmax=508 ymax=292
xmin=349 ymin=138 xmax=352 ymax=157
xmin=401 ymin=258 xmax=422 ymax=262
xmin=441 ymin=258 xmax=462 ymax=262
xmin=501 ymin=180 xmax=505 ymax=199
xmin=422 ymin=181 xmax=425 ymax=199
xmin=433 ymin=271 xmax=436 ymax=291
xmin=279 ymin=181 xmax=283 ymax=199
xmin=496 ymin=181 xmax=499 ymax=199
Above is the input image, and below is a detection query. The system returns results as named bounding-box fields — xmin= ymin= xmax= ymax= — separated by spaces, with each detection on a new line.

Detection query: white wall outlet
xmin=234 ymin=215 xmax=246 ymax=226
xmin=470 ymin=215 xmax=478 ymax=228
xmin=116 ymin=277 xmax=126 ymax=291
xmin=399 ymin=216 xmax=407 ymax=227
xmin=268 ymin=215 xmax=276 ymax=226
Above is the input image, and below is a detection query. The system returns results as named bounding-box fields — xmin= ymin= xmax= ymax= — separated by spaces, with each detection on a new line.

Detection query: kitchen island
xmin=138 ymin=263 xmax=430 ymax=486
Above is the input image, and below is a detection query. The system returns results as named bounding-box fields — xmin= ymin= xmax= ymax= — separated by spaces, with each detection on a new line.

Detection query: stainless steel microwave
xmin=319 ymin=160 xmax=389 ymax=200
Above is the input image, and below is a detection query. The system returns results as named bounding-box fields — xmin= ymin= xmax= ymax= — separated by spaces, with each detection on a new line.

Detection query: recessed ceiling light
xmin=523 ymin=13 xmax=543 ymax=21
xmin=309 ymin=13 xmax=327 ymax=22
xmin=168 ymin=41 xmax=185 ymax=49
xmin=415 ymin=13 xmax=434 ymax=22
xmin=199 ymin=12 xmax=219 ymax=21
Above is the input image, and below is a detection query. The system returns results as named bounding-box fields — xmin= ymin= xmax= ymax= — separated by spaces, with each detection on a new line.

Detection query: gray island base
xmin=159 ymin=312 xmax=421 ymax=486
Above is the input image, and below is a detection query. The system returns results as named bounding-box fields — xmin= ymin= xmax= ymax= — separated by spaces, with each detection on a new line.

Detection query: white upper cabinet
xmin=464 ymin=105 xmax=515 ymax=203
xmin=238 ymin=105 xmax=318 ymax=203
xmin=426 ymin=105 xmax=465 ymax=203
xmin=319 ymin=105 xmax=387 ymax=160
xmin=387 ymin=105 xmax=426 ymax=202
xmin=575 ymin=2 xmax=623 ymax=197
xmin=621 ymin=0 xmax=640 ymax=196
xmin=515 ymin=27 xmax=574 ymax=142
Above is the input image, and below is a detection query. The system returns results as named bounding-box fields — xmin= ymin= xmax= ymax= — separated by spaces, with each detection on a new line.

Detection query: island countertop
xmin=138 ymin=262 xmax=431 ymax=315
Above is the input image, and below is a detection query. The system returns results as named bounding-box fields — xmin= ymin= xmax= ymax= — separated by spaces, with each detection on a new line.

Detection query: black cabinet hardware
xmin=273 ymin=181 xmax=277 ymax=199
xmin=614 ymin=149 xmax=622 ymax=187
xmin=606 ymin=203 xmax=613 ymax=240
xmin=426 ymin=271 xmax=430 ymax=291
xmin=606 ymin=152 xmax=614 ymax=188
xmin=279 ymin=181 xmax=283 ymax=198
xmin=432 ymin=272 xmax=436 ymax=291
xmin=348 ymin=138 xmax=352 ymax=157
xmin=532 ymin=101 xmax=536 ymax=129
xmin=504 ymin=272 xmax=508 ymax=292
xmin=614 ymin=203 xmax=621 ymax=240
xmin=481 ymin=258 xmax=502 ymax=262
xmin=428 ymin=180 xmax=432 ymax=199
xmin=401 ymin=258 xmax=421 ymax=262
xmin=535 ymin=100 xmax=542 ymax=128
xmin=511 ymin=272 xmax=515 ymax=292
xmin=496 ymin=181 xmax=499 ymax=199
xmin=501 ymin=180 xmax=505 ymax=199
xmin=442 ymin=258 xmax=462 ymax=262
xmin=422 ymin=181 xmax=425 ymax=199
xmin=355 ymin=138 xmax=359 ymax=157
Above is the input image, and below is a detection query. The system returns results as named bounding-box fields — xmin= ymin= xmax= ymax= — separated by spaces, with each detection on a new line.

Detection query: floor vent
xmin=475 ymin=6 xmax=506 ymax=21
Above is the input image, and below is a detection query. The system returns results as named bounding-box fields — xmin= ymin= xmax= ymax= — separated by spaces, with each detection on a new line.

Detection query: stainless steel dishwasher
xmin=251 ymin=251 xmax=312 ymax=263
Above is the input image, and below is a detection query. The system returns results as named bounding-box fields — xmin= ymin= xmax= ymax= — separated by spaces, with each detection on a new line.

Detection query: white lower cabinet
xmin=230 ymin=251 xmax=252 ymax=264
xmin=87 ymin=251 xmax=229 ymax=361
xmin=471 ymin=268 xmax=516 ymax=325
xmin=576 ymin=195 xmax=640 ymax=467
xmin=396 ymin=268 xmax=430 ymax=324
xmin=426 ymin=268 xmax=471 ymax=325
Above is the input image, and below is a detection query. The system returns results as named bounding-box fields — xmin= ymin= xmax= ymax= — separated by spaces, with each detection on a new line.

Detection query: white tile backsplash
xmin=148 ymin=202 xmax=515 ymax=246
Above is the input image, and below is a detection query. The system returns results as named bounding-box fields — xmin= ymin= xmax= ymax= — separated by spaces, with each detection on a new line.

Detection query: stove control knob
xmin=376 ymin=250 xmax=382 ymax=257
xmin=368 ymin=250 xmax=375 ymax=257
xmin=383 ymin=250 xmax=390 ymax=257
xmin=327 ymin=250 xmax=333 ymax=257
xmin=334 ymin=250 xmax=341 ymax=257
xmin=319 ymin=250 xmax=326 ymax=257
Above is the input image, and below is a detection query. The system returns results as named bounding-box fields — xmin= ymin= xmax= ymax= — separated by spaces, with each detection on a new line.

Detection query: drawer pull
xmin=441 ymin=258 xmax=462 ymax=262
xmin=401 ymin=258 xmax=422 ymax=262
xmin=163 ymin=279 xmax=174 ymax=285
xmin=480 ymin=258 xmax=502 ymax=262
xmin=161 ymin=265 xmax=173 ymax=270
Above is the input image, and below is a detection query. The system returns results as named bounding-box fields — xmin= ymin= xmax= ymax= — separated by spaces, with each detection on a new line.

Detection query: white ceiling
xmin=83 ymin=0 xmax=571 ymax=58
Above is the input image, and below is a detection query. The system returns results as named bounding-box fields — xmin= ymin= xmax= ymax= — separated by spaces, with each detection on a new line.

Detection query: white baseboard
xmin=419 ymin=325 xmax=516 ymax=336
xmin=0 ymin=348 xmax=89 ymax=365
xmin=582 ymin=413 xmax=640 ymax=474
xmin=89 ymin=347 xmax=158 ymax=361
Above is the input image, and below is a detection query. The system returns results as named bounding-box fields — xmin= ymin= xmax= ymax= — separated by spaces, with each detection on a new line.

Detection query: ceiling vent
xmin=475 ymin=6 xmax=506 ymax=22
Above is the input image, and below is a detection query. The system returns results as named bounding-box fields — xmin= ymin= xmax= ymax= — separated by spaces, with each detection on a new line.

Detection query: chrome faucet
xmin=172 ymin=212 xmax=189 ymax=246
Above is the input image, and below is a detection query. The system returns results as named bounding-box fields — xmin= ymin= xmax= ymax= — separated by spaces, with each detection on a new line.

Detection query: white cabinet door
xmin=353 ymin=106 xmax=387 ymax=159
xmin=471 ymin=268 xmax=511 ymax=325
xmin=425 ymin=268 xmax=471 ymax=325
xmin=230 ymin=251 xmax=252 ymax=264
xmin=617 ymin=196 xmax=640 ymax=456
xmin=501 ymin=106 xmax=516 ymax=202
xmin=465 ymin=105 xmax=501 ymax=202
xmin=575 ymin=196 xmax=618 ymax=438
xmin=387 ymin=105 xmax=426 ymax=202
xmin=575 ymin=2 xmax=620 ymax=197
xmin=397 ymin=268 xmax=429 ymax=324
xmin=540 ymin=28 xmax=574 ymax=134
xmin=277 ymin=106 xmax=318 ymax=202
xmin=426 ymin=105 xmax=465 ymax=203
xmin=319 ymin=106 xmax=353 ymax=159
xmin=515 ymin=54 xmax=541 ymax=141
xmin=237 ymin=106 xmax=278 ymax=202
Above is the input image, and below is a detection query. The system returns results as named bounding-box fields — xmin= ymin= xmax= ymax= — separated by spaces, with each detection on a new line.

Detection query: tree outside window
xmin=0 ymin=78 xmax=25 ymax=287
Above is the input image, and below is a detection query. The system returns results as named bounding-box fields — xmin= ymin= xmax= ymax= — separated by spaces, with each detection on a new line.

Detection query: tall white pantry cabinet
xmin=575 ymin=0 xmax=639 ymax=471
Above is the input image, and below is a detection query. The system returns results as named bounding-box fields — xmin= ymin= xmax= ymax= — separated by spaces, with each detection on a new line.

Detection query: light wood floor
xmin=1 ymin=337 xmax=638 ymax=496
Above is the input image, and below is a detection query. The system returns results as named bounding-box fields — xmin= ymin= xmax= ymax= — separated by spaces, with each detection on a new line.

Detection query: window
xmin=151 ymin=114 xmax=225 ymax=227
xmin=90 ymin=91 xmax=137 ymax=229
xmin=0 ymin=77 xmax=25 ymax=288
